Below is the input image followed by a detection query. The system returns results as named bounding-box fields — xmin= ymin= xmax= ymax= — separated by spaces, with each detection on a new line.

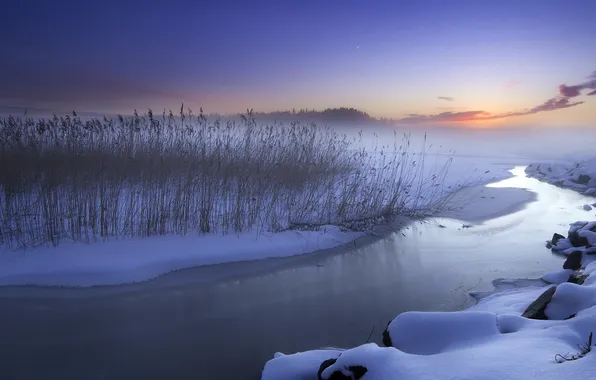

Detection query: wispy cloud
xmin=437 ymin=96 xmax=454 ymax=102
xmin=398 ymin=97 xmax=584 ymax=124
xmin=505 ymin=80 xmax=521 ymax=89
xmin=559 ymin=72 xmax=596 ymax=97
xmin=398 ymin=71 xmax=593 ymax=124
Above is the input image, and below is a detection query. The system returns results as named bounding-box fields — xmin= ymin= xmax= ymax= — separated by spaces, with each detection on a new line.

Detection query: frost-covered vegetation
xmin=0 ymin=109 xmax=459 ymax=249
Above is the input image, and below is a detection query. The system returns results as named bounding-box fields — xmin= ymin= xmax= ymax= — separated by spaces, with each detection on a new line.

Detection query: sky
xmin=1 ymin=0 xmax=595 ymax=127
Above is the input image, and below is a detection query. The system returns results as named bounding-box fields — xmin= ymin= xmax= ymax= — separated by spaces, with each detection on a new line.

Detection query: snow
xmin=469 ymin=286 xmax=553 ymax=315
xmin=545 ymin=282 xmax=596 ymax=320
xmin=0 ymin=155 xmax=518 ymax=287
xmin=578 ymin=229 xmax=596 ymax=245
xmin=551 ymin=237 xmax=573 ymax=252
xmin=569 ymin=221 xmax=589 ymax=234
xmin=526 ymin=158 xmax=596 ymax=196
xmin=265 ymin=302 xmax=596 ymax=380
xmin=385 ymin=311 xmax=501 ymax=355
xmin=264 ymin=296 xmax=596 ymax=380
xmin=262 ymin=349 xmax=342 ymax=380
xmin=585 ymin=261 xmax=596 ymax=275
xmin=542 ymin=269 xmax=574 ymax=284
xmin=0 ymin=226 xmax=364 ymax=287
xmin=438 ymin=185 xmax=537 ymax=223
xmin=262 ymin=220 xmax=596 ymax=380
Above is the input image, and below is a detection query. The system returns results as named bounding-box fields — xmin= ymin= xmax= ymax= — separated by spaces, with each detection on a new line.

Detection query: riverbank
xmin=262 ymin=218 xmax=596 ymax=380
xmin=526 ymin=158 xmax=596 ymax=197
xmin=0 ymin=162 xmax=518 ymax=288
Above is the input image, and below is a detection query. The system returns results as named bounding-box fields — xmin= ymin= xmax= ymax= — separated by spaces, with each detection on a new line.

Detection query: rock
xmin=319 ymin=363 xmax=367 ymax=380
xmin=563 ymin=251 xmax=583 ymax=270
xmin=569 ymin=231 xmax=589 ymax=247
xmin=577 ymin=174 xmax=591 ymax=184
xmin=522 ymin=286 xmax=557 ymax=320
xmin=382 ymin=325 xmax=393 ymax=347
xmin=583 ymin=204 xmax=593 ymax=211
xmin=552 ymin=233 xmax=565 ymax=246
xmin=318 ymin=358 xmax=338 ymax=380
xmin=568 ymin=273 xmax=589 ymax=285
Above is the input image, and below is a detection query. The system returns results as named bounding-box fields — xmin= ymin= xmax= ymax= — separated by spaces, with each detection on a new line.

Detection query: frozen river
xmin=0 ymin=167 xmax=594 ymax=380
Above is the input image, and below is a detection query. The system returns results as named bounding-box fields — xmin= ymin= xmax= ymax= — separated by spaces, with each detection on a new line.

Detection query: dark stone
xmin=349 ymin=366 xmax=368 ymax=379
xmin=552 ymin=233 xmax=565 ymax=246
xmin=382 ymin=328 xmax=393 ymax=347
xmin=568 ymin=228 xmax=589 ymax=247
xmin=320 ymin=365 xmax=368 ymax=380
xmin=577 ymin=175 xmax=591 ymax=185
xmin=568 ymin=273 xmax=589 ymax=285
xmin=563 ymin=251 xmax=583 ymax=270
xmin=522 ymin=286 xmax=557 ymax=320
xmin=317 ymin=358 xmax=337 ymax=380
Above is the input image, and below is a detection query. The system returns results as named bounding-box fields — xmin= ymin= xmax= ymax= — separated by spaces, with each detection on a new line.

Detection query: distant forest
xmin=252 ymin=107 xmax=393 ymax=123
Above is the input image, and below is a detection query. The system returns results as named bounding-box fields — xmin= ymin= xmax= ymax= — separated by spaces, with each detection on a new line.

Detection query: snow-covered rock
xmin=526 ymin=159 xmax=596 ymax=196
xmin=262 ymin=222 xmax=596 ymax=380
xmin=542 ymin=269 xmax=574 ymax=284
xmin=551 ymin=237 xmax=573 ymax=252
xmin=545 ymin=282 xmax=596 ymax=320
xmin=262 ymin=349 xmax=342 ymax=380
xmin=385 ymin=311 xmax=500 ymax=354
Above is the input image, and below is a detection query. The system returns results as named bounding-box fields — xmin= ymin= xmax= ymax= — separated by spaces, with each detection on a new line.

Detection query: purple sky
xmin=1 ymin=0 xmax=595 ymax=126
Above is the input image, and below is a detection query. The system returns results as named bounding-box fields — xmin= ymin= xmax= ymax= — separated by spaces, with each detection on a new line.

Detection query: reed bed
xmin=0 ymin=108 xmax=455 ymax=249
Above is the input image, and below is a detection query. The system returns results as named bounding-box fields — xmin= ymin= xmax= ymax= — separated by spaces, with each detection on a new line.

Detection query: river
xmin=0 ymin=167 xmax=594 ymax=380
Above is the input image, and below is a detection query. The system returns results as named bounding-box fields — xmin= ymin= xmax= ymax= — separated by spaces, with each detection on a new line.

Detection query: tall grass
xmin=0 ymin=108 xmax=455 ymax=249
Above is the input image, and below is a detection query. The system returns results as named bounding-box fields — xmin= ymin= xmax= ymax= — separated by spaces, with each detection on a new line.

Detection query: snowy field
xmin=262 ymin=220 xmax=596 ymax=380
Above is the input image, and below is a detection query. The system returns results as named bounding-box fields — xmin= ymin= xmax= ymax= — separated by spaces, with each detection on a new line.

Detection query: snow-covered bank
xmin=438 ymin=184 xmax=537 ymax=223
xmin=262 ymin=221 xmax=596 ymax=380
xmin=0 ymin=158 xmax=517 ymax=288
xmin=0 ymin=226 xmax=364 ymax=287
xmin=526 ymin=158 xmax=596 ymax=197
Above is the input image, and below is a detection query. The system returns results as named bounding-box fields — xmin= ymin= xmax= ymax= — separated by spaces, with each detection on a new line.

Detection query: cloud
xmin=398 ymin=71 xmax=594 ymax=124
xmin=505 ymin=80 xmax=521 ymax=89
xmin=397 ymin=97 xmax=584 ymax=124
xmin=559 ymin=84 xmax=582 ymax=97
xmin=437 ymin=96 xmax=454 ymax=102
xmin=559 ymin=72 xmax=596 ymax=97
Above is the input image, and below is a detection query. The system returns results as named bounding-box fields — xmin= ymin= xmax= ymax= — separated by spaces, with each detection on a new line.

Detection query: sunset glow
xmin=1 ymin=0 xmax=595 ymax=128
